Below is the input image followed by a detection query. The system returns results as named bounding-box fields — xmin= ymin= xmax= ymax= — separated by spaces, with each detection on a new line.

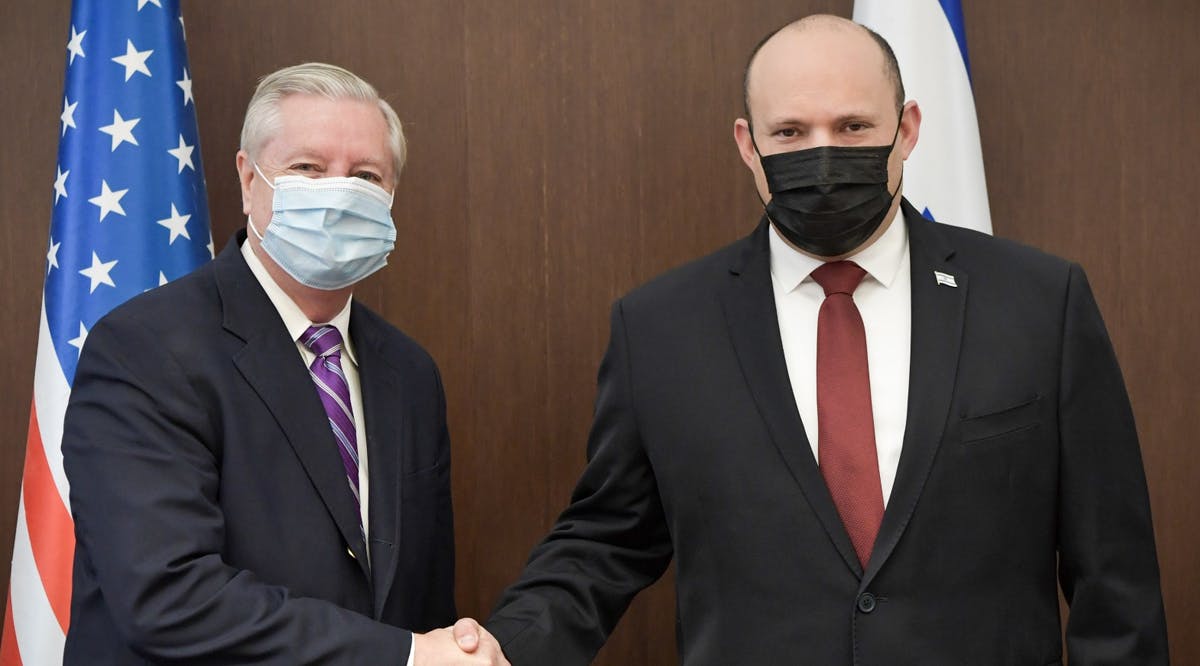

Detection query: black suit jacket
xmin=63 ymin=233 xmax=455 ymax=664
xmin=488 ymin=201 xmax=1168 ymax=665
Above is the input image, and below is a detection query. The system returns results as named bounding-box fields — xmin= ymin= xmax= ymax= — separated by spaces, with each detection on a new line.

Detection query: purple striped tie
xmin=300 ymin=325 xmax=361 ymax=522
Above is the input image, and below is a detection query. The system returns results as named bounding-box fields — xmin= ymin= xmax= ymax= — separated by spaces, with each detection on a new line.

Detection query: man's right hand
xmin=413 ymin=618 xmax=510 ymax=665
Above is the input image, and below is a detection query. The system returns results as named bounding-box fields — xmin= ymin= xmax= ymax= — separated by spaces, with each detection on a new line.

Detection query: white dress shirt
xmin=769 ymin=213 xmax=912 ymax=506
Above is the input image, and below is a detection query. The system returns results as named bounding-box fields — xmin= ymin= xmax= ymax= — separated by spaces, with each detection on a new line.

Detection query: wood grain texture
xmin=1 ymin=2 xmax=1196 ymax=663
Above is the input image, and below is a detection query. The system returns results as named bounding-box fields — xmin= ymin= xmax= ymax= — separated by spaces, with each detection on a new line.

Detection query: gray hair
xmin=240 ymin=62 xmax=406 ymax=183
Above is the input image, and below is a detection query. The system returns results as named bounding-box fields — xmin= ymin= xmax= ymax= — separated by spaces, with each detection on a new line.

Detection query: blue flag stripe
xmin=937 ymin=0 xmax=973 ymax=78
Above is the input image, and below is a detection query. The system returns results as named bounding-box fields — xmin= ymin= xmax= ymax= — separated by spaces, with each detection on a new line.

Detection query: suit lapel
xmin=351 ymin=307 xmax=407 ymax=619
xmin=719 ymin=219 xmax=863 ymax=577
xmin=863 ymin=202 xmax=967 ymax=584
xmin=216 ymin=235 xmax=371 ymax=577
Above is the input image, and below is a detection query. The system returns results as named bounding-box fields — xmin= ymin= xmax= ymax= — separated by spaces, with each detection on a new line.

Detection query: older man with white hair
xmin=62 ymin=62 xmax=505 ymax=665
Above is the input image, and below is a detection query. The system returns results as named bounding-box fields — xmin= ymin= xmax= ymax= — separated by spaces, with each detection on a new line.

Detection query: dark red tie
xmin=811 ymin=261 xmax=884 ymax=568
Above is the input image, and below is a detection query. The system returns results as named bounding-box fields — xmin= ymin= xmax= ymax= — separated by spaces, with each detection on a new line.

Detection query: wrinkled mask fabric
xmin=754 ymin=115 xmax=902 ymax=257
xmin=249 ymin=164 xmax=396 ymax=290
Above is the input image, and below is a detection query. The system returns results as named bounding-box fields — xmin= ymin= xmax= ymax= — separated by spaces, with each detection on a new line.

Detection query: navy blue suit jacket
xmin=63 ymin=233 xmax=455 ymax=664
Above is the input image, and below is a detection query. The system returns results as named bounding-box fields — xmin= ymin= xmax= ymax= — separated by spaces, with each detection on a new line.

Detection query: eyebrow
xmin=766 ymin=111 xmax=880 ymax=127
xmin=279 ymin=150 xmax=388 ymax=171
xmin=352 ymin=158 xmax=387 ymax=171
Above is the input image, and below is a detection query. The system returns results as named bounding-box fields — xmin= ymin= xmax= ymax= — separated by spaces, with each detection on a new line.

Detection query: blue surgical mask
xmin=249 ymin=163 xmax=397 ymax=290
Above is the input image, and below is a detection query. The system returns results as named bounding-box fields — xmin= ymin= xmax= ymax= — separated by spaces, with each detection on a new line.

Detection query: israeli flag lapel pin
xmin=934 ymin=271 xmax=958 ymax=287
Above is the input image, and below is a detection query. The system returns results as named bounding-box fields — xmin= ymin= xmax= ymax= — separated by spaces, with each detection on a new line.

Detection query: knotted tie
xmin=811 ymin=261 xmax=884 ymax=568
xmin=300 ymin=325 xmax=361 ymax=520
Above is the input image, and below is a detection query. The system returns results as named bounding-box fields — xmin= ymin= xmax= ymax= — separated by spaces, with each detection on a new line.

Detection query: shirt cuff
xmin=406 ymin=636 xmax=415 ymax=666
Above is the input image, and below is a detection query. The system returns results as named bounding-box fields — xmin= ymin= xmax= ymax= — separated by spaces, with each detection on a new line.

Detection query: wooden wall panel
xmin=1 ymin=2 xmax=1196 ymax=664
xmin=458 ymin=0 xmax=555 ymax=626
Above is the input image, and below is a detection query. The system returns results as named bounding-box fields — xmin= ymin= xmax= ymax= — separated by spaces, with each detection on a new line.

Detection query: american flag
xmin=1 ymin=1 xmax=211 ymax=662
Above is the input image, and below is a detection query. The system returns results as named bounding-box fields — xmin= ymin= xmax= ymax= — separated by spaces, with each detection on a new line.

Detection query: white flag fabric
xmin=853 ymin=0 xmax=993 ymax=234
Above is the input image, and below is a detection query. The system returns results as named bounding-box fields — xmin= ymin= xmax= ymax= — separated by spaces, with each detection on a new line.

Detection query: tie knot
xmin=300 ymin=325 xmax=343 ymax=358
xmin=811 ymin=261 xmax=867 ymax=296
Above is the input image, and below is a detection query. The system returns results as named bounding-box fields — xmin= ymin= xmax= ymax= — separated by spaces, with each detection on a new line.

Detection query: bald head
xmin=743 ymin=15 xmax=904 ymax=121
xmin=731 ymin=12 xmax=922 ymax=244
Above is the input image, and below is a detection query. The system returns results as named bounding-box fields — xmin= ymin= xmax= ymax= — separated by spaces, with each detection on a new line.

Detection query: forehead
xmin=747 ymin=27 xmax=894 ymax=122
xmin=263 ymin=94 xmax=391 ymax=167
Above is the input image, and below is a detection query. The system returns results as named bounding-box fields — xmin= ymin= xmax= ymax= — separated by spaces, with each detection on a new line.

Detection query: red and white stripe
xmin=2 ymin=301 xmax=77 ymax=664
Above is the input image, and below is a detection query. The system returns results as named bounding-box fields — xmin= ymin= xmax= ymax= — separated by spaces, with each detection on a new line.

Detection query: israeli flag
xmin=854 ymin=0 xmax=993 ymax=234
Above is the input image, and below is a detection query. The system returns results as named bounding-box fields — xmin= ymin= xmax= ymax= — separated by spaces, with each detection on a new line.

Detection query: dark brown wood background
xmin=2 ymin=2 xmax=1196 ymax=663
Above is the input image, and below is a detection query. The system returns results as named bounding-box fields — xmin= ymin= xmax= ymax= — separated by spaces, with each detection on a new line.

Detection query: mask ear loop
xmin=883 ymin=106 xmax=906 ymax=202
xmin=252 ymin=162 xmax=278 ymax=191
xmin=886 ymin=105 xmax=905 ymax=151
xmin=247 ymin=162 xmax=275 ymax=241
xmin=247 ymin=214 xmax=266 ymax=241
xmin=747 ymin=121 xmax=765 ymax=159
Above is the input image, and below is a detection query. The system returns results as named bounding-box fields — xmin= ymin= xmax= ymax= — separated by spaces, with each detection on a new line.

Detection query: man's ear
xmin=235 ymin=150 xmax=254 ymax=216
xmin=734 ymin=118 xmax=759 ymax=170
xmin=897 ymin=100 xmax=922 ymax=161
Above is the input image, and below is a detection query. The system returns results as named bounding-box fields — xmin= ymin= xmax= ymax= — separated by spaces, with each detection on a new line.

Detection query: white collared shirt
xmin=769 ymin=213 xmax=912 ymax=506
xmin=241 ymin=240 xmax=371 ymax=540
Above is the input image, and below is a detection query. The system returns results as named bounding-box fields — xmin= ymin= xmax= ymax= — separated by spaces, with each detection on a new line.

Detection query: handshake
xmin=413 ymin=618 xmax=510 ymax=666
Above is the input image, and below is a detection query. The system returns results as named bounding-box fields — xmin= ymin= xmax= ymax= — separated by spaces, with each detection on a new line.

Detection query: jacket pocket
xmin=960 ymin=394 xmax=1041 ymax=444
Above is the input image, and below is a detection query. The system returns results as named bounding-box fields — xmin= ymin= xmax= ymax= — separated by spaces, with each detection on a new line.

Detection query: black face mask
xmin=752 ymin=113 xmax=903 ymax=257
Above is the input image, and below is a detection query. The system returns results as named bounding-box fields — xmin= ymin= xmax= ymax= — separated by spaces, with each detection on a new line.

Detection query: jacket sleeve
xmin=1056 ymin=264 xmax=1169 ymax=664
xmin=486 ymin=301 xmax=674 ymax=666
xmin=63 ymin=312 xmax=412 ymax=664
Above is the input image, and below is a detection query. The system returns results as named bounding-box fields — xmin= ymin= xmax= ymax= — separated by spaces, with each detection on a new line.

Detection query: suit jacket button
xmin=857 ymin=592 xmax=877 ymax=613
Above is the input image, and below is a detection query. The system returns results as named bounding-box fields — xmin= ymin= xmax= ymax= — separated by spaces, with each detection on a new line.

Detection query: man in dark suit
xmin=62 ymin=63 xmax=505 ymax=665
xmin=485 ymin=16 xmax=1168 ymax=665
